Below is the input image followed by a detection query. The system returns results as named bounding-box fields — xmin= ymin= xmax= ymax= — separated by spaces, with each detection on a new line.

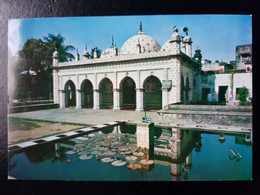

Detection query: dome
xmin=120 ymin=31 xmax=161 ymax=55
xmin=100 ymin=46 xmax=118 ymax=58
xmin=160 ymin=26 xmax=181 ymax=52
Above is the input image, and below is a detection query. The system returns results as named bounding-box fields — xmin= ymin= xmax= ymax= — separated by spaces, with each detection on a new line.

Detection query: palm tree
xmin=43 ymin=34 xmax=75 ymax=99
xmin=43 ymin=33 xmax=75 ymax=63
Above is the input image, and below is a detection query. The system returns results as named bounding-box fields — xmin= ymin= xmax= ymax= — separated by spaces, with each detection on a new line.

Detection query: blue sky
xmin=9 ymin=15 xmax=252 ymax=62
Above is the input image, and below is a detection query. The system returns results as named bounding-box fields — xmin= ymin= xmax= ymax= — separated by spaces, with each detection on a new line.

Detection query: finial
xmin=197 ymin=46 xmax=199 ymax=50
xmin=112 ymin=36 xmax=114 ymax=47
xmin=174 ymin=25 xmax=178 ymax=33
xmin=85 ymin=44 xmax=88 ymax=51
xmin=140 ymin=21 xmax=142 ymax=32
xmin=76 ymin=48 xmax=78 ymax=53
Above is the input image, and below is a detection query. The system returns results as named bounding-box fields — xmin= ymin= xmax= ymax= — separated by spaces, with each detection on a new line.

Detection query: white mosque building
xmin=52 ymin=22 xmax=252 ymax=111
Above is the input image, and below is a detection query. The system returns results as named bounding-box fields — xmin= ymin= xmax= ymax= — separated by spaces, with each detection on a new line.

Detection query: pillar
xmin=93 ymin=89 xmax=100 ymax=110
xmin=136 ymin=88 xmax=144 ymax=111
xmin=136 ymin=122 xmax=154 ymax=149
xmin=113 ymin=89 xmax=120 ymax=110
xmin=172 ymin=127 xmax=181 ymax=140
xmin=59 ymin=90 xmax=65 ymax=108
xmin=76 ymin=89 xmax=82 ymax=109
xmin=170 ymin=164 xmax=182 ymax=178
xmin=53 ymin=70 xmax=59 ymax=104
xmin=162 ymin=88 xmax=168 ymax=110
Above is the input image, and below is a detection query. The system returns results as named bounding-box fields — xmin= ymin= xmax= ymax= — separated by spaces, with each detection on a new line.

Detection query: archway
xmin=81 ymin=79 xmax=93 ymax=108
xmin=64 ymin=80 xmax=76 ymax=107
xmin=99 ymin=78 xmax=113 ymax=109
xmin=143 ymin=75 xmax=162 ymax=110
xmin=120 ymin=77 xmax=136 ymax=110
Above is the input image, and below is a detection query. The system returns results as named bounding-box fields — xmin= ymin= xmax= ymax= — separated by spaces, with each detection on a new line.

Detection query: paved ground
xmin=8 ymin=108 xmax=163 ymax=125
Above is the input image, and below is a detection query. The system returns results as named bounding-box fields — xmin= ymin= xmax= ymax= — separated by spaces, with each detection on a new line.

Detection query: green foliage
xmin=43 ymin=33 xmax=75 ymax=63
xmin=15 ymin=34 xmax=75 ymax=100
xmin=237 ymin=87 xmax=249 ymax=105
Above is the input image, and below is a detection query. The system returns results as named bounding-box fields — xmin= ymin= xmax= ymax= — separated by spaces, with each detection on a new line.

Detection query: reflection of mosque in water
xmin=8 ymin=124 xmax=251 ymax=181
xmin=152 ymin=127 xmax=202 ymax=181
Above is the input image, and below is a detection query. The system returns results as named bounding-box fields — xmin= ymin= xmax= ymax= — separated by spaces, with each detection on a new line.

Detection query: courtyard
xmin=8 ymin=108 xmax=161 ymax=143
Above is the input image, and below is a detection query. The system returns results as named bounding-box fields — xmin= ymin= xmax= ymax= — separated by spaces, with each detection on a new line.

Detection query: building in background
xmin=200 ymin=44 xmax=252 ymax=104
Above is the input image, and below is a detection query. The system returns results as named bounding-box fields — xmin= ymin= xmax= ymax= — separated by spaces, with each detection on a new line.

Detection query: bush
xmin=237 ymin=87 xmax=249 ymax=105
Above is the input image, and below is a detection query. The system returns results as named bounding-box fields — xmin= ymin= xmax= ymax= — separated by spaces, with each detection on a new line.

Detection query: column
xmin=76 ymin=89 xmax=82 ymax=109
xmin=136 ymin=88 xmax=144 ymax=111
xmin=53 ymin=70 xmax=59 ymax=103
xmin=113 ymin=88 xmax=120 ymax=110
xmin=59 ymin=90 xmax=65 ymax=108
xmin=162 ymin=88 xmax=168 ymax=110
xmin=136 ymin=122 xmax=154 ymax=149
xmin=93 ymin=89 xmax=100 ymax=110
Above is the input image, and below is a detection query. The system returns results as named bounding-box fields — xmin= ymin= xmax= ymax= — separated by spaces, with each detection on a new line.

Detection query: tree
xmin=16 ymin=34 xmax=75 ymax=100
xmin=237 ymin=87 xmax=249 ymax=105
xmin=17 ymin=38 xmax=49 ymax=100
xmin=43 ymin=33 xmax=75 ymax=63
xmin=43 ymin=34 xmax=75 ymax=99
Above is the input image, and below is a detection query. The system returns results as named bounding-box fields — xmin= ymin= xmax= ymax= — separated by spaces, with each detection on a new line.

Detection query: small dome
xmin=53 ymin=49 xmax=58 ymax=58
xmin=161 ymin=26 xmax=181 ymax=52
xmin=100 ymin=46 xmax=117 ymax=58
xmin=83 ymin=50 xmax=89 ymax=55
xmin=120 ymin=31 xmax=160 ymax=55
xmin=183 ymin=35 xmax=192 ymax=43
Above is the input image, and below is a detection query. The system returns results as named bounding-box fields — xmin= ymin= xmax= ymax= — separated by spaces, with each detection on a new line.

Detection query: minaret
xmin=194 ymin=46 xmax=202 ymax=64
xmin=169 ymin=26 xmax=181 ymax=50
xmin=83 ymin=45 xmax=90 ymax=60
xmin=93 ymin=48 xmax=98 ymax=59
xmin=182 ymin=27 xmax=193 ymax=57
xmin=52 ymin=48 xmax=58 ymax=66
xmin=111 ymin=36 xmax=114 ymax=47
xmin=75 ymin=48 xmax=80 ymax=61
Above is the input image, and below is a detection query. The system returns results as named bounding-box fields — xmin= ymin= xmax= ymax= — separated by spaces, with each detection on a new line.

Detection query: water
xmin=8 ymin=125 xmax=252 ymax=181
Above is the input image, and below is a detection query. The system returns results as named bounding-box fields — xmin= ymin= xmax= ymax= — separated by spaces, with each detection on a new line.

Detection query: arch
xmin=64 ymin=80 xmax=76 ymax=107
xmin=119 ymin=76 xmax=136 ymax=110
xmin=99 ymin=78 xmax=113 ymax=109
xmin=80 ymin=79 xmax=93 ymax=108
xmin=143 ymin=75 xmax=162 ymax=110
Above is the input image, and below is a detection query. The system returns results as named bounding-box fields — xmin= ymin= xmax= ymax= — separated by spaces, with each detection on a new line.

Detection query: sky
xmin=8 ymin=15 xmax=252 ymax=63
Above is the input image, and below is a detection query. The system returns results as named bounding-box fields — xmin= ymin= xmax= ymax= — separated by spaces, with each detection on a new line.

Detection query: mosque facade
xmin=52 ymin=23 xmax=252 ymax=110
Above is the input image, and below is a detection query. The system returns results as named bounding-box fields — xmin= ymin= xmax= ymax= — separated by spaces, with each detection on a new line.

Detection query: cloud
xmin=8 ymin=19 xmax=21 ymax=56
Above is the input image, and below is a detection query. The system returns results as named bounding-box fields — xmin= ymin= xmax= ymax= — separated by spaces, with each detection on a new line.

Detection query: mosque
xmin=52 ymin=22 xmax=252 ymax=111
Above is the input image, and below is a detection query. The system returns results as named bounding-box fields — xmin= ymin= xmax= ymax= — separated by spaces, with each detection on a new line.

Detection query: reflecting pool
xmin=8 ymin=124 xmax=252 ymax=181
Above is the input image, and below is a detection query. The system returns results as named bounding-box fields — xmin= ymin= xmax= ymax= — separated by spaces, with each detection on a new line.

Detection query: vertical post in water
xmin=136 ymin=122 xmax=154 ymax=149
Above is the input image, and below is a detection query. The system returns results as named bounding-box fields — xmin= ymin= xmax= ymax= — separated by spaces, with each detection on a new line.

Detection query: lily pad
xmin=111 ymin=160 xmax=127 ymax=166
xmin=101 ymin=157 xmax=114 ymax=163
xmin=79 ymin=154 xmax=93 ymax=160
xmin=133 ymin=152 xmax=144 ymax=157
